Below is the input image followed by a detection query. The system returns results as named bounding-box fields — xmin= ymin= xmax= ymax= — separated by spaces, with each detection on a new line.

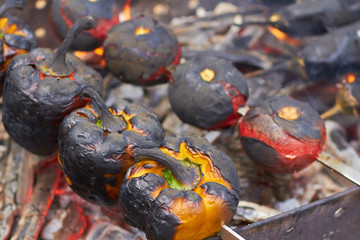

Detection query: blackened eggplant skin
xmin=270 ymin=0 xmax=360 ymax=37
xmin=119 ymin=135 xmax=241 ymax=240
xmin=300 ymin=21 xmax=360 ymax=83
xmin=168 ymin=55 xmax=249 ymax=130
xmin=104 ymin=15 xmax=181 ymax=86
xmin=239 ymin=95 xmax=326 ymax=174
xmin=51 ymin=0 xmax=121 ymax=51
xmin=2 ymin=17 xmax=102 ymax=156
xmin=58 ymin=98 xmax=165 ymax=206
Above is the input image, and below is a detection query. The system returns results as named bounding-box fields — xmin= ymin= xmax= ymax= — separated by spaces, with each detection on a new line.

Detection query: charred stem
xmin=134 ymin=148 xmax=198 ymax=185
xmin=81 ymin=87 xmax=127 ymax=133
xmin=0 ymin=0 xmax=25 ymax=17
xmin=50 ymin=16 xmax=95 ymax=75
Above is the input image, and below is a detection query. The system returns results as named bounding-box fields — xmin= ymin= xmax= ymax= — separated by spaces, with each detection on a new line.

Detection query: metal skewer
xmin=317 ymin=152 xmax=360 ymax=186
xmin=219 ymin=225 xmax=246 ymax=240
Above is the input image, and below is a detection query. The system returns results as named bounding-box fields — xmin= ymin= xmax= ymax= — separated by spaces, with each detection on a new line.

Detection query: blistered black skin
xmin=119 ymin=173 xmax=167 ymax=230
xmin=110 ymin=98 xmax=165 ymax=143
xmin=261 ymin=95 xmax=323 ymax=142
xmin=162 ymin=135 xmax=242 ymax=200
xmin=300 ymin=21 xmax=360 ymax=83
xmin=51 ymin=0 xmax=118 ymax=51
xmin=168 ymin=55 xmax=249 ymax=129
xmin=58 ymin=100 xmax=165 ymax=206
xmin=104 ymin=15 xmax=179 ymax=85
xmin=240 ymin=136 xmax=286 ymax=173
xmin=0 ymin=13 xmax=37 ymax=83
xmin=273 ymin=0 xmax=360 ymax=37
xmin=2 ymin=48 xmax=102 ymax=155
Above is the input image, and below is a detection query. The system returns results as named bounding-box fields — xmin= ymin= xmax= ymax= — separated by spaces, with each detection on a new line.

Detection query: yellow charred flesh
xmin=200 ymin=68 xmax=215 ymax=82
xmin=277 ymin=106 xmax=300 ymax=121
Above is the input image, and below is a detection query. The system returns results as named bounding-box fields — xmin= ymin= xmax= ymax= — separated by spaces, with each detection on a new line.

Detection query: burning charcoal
xmin=85 ymin=221 xmax=141 ymax=240
xmin=2 ymin=16 xmax=102 ymax=156
xmin=50 ymin=0 xmax=126 ymax=51
xmin=266 ymin=0 xmax=360 ymax=37
xmin=238 ymin=95 xmax=326 ymax=173
xmin=168 ymin=55 xmax=248 ymax=129
xmin=10 ymin=163 xmax=60 ymax=240
xmin=0 ymin=0 xmax=37 ymax=95
xmin=103 ymin=15 xmax=181 ymax=85
xmin=58 ymin=89 xmax=167 ymax=206
xmin=40 ymin=201 xmax=87 ymax=240
xmin=119 ymin=135 xmax=241 ymax=240
xmin=0 ymin=142 xmax=34 ymax=240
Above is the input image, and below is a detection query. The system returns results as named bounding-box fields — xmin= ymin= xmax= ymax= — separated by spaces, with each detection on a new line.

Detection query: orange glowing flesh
xmin=64 ymin=174 xmax=72 ymax=186
xmin=200 ymin=68 xmax=215 ymax=82
xmin=109 ymin=108 xmax=141 ymax=133
xmin=0 ymin=18 xmax=26 ymax=36
xmin=103 ymin=156 xmax=134 ymax=200
xmin=267 ymin=26 xmax=301 ymax=47
xmin=277 ymin=106 xmax=300 ymax=121
xmin=85 ymin=105 xmax=99 ymax=118
xmin=346 ymin=74 xmax=356 ymax=84
xmin=134 ymin=26 xmax=150 ymax=36
xmin=127 ymin=142 xmax=234 ymax=239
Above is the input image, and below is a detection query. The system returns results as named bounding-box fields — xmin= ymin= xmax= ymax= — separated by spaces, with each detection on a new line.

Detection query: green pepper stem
xmin=0 ymin=0 xmax=25 ymax=17
xmin=50 ymin=16 xmax=95 ymax=75
xmin=134 ymin=148 xmax=198 ymax=185
xmin=81 ymin=87 xmax=127 ymax=133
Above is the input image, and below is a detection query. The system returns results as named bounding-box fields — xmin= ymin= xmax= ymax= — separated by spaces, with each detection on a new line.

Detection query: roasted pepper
xmin=119 ymin=135 xmax=241 ymax=240
xmin=51 ymin=0 xmax=122 ymax=51
xmin=168 ymin=55 xmax=249 ymax=129
xmin=0 ymin=0 xmax=37 ymax=95
xmin=2 ymin=16 xmax=102 ymax=155
xmin=104 ymin=15 xmax=181 ymax=85
xmin=238 ymin=95 xmax=326 ymax=174
xmin=58 ymin=88 xmax=178 ymax=206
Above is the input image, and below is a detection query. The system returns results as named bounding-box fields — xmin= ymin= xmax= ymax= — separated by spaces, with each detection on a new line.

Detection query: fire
xmin=74 ymin=47 xmax=105 ymax=68
xmin=345 ymin=73 xmax=356 ymax=84
xmin=267 ymin=26 xmax=301 ymax=47
xmin=134 ymin=26 xmax=151 ymax=35
xmin=119 ymin=0 xmax=131 ymax=22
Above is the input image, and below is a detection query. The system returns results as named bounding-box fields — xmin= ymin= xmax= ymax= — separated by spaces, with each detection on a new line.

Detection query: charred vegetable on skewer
xmin=0 ymin=0 xmax=37 ymax=95
xmin=119 ymin=135 xmax=241 ymax=240
xmin=58 ymin=89 xmax=171 ymax=206
xmin=2 ymin=16 xmax=102 ymax=156
xmin=50 ymin=0 xmax=123 ymax=51
xmin=238 ymin=95 xmax=326 ymax=174
xmin=104 ymin=15 xmax=181 ymax=85
xmin=168 ymin=55 xmax=249 ymax=130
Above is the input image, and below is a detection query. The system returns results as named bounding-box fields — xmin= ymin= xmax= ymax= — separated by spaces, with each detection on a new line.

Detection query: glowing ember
xmin=345 ymin=73 xmax=356 ymax=84
xmin=267 ymin=26 xmax=301 ymax=47
xmin=269 ymin=13 xmax=281 ymax=23
xmin=277 ymin=106 xmax=300 ymax=121
xmin=119 ymin=0 xmax=131 ymax=22
xmin=134 ymin=26 xmax=150 ymax=35
xmin=200 ymin=68 xmax=215 ymax=82
xmin=93 ymin=47 xmax=103 ymax=56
